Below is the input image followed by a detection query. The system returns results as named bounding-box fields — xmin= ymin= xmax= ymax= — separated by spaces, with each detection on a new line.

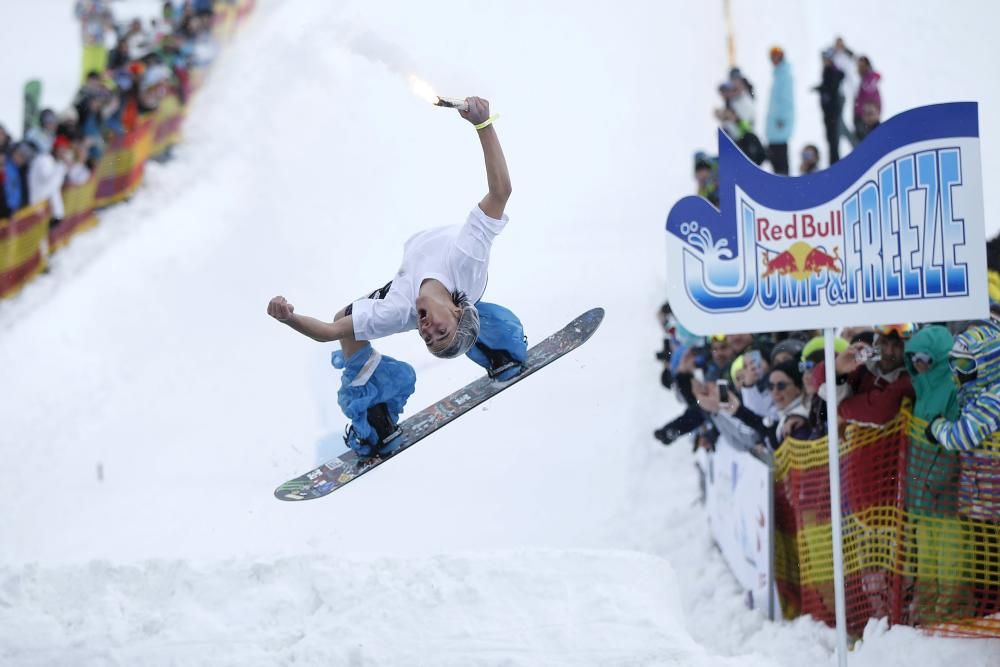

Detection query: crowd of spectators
xmin=699 ymin=35 xmax=883 ymax=190
xmin=654 ymin=288 xmax=1000 ymax=457
xmin=0 ymin=1 xmax=223 ymax=243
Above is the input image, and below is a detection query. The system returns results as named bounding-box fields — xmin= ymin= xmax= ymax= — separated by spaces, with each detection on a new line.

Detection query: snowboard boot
xmin=344 ymin=402 xmax=403 ymax=458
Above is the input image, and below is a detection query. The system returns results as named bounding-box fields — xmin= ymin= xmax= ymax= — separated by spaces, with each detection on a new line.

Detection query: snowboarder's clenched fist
xmin=268 ymin=296 xmax=295 ymax=321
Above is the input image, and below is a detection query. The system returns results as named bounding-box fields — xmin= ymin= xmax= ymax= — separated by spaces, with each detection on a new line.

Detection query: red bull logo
xmin=761 ymin=241 xmax=842 ymax=280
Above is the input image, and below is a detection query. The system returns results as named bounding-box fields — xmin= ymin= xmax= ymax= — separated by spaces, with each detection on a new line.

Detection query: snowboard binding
xmin=344 ymin=402 xmax=403 ymax=458
xmin=474 ymin=342 xmax=525 ymax=381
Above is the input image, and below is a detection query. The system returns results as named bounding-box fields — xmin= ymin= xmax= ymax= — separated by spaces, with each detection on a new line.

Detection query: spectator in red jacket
xmin=816 ymin=323 xmax=915 ymax=427
xmin=853 ymin=56 xmax=881 ymax=142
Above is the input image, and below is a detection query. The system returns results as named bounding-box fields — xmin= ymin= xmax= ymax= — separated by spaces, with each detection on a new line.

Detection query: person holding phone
xmin=813 ymin=324 xmax=916 ymax=428
xmin=718 ymin=361 xmax=811 ymax=449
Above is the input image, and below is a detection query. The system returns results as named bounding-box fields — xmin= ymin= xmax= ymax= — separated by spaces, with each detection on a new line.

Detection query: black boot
xmin=367 ymin=403 xmax=402 ymax=450
xmin=343 ymin=403 xmax=402 ymax=458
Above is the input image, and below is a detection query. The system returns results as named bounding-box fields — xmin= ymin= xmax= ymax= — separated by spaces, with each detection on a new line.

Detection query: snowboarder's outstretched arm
xmin=460 ymin=96 xmax=511 ymax=220
xmin=267 ymin=296 xmax=357 ymax=345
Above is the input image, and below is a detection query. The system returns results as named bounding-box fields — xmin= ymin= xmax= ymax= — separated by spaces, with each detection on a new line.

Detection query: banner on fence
xmin=703 ymin=439 xmax=777 ymax=618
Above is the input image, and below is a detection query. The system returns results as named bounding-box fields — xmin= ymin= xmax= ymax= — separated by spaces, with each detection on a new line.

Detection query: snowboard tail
xmin=274 ymin=308 xmax=604 ymax=501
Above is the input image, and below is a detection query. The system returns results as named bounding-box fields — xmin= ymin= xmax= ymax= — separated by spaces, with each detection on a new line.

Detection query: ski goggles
xmin=799 ymin=359 xmax=817 ymax=374
xmin=948 ymin=354 xmax=977 ymax=376
xmin=874 ymin=323 xmax=915 ymax=340
xmin=905 ymin=351 xmax=933 ymax=367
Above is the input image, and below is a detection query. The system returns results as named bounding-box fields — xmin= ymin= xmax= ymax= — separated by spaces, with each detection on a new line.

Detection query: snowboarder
xmin=267 ymin=96 xmax=519 ymax=458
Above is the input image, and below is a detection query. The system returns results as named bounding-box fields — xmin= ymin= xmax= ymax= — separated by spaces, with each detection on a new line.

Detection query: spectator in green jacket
xmin=904 ymin=324 xmax=966 ymax=624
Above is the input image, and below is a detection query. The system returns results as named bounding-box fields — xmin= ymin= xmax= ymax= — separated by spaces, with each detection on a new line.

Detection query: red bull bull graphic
xmin=664 ymin=102 xmax=989 ymax=334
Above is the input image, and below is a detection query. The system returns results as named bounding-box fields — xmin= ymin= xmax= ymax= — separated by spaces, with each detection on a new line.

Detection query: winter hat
xmin=769 ymin=45 xmax=784 ymax=59
xmin=730 ymin=353 xmax=745 ymax=384
xmin=770 ymin=338 xmax=805 ymax=365
xmin=770 ymin=360 xmax=803 ymax=390
xmin=142 ymin=65 xmax=170 ymax=89
xmin=801 ymin=335 xmax=848 ymax=362
xmin=53 ymin=135 xmax=72 ymax=152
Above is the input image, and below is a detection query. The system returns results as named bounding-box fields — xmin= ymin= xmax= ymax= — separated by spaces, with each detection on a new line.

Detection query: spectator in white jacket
xmin=28 ymin=141 xmax=69 ymax=224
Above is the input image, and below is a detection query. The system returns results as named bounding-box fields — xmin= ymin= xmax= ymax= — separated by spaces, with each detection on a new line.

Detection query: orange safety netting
xmin=774 ymin=406 xmax=1000 ymax=638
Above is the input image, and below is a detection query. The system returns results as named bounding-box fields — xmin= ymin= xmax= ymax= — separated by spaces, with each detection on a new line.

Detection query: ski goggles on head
xmin=905 ymin=351 xmax=933 ymax=367
xmin=948 ymin=354 xmax=977 ymax=376
xmin=874 ymin=323 xmax=915 ymax=340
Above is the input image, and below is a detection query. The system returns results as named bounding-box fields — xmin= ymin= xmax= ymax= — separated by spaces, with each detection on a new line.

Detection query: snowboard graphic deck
xmin=274 ymin=308 xmax=604 ymax=501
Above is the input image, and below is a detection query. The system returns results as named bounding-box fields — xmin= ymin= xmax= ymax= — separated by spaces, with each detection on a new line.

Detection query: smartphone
xmin=748 ymin=350 xmax=763 ymax=367
xmin=856 ymin=346 xmax=882 ymax=363
xmin=716 ymin=379 xmax=730 ymax=405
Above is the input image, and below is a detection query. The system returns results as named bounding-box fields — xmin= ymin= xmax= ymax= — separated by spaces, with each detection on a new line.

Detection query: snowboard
xmin=22 ymin=80 xmax=42 ymax=137
xmin=274 ymin=307 xmax=604 ymax=501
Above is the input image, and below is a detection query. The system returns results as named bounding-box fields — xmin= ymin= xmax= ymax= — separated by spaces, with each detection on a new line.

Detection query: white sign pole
xmin=824 ymin=327 xmax=849 ymax=666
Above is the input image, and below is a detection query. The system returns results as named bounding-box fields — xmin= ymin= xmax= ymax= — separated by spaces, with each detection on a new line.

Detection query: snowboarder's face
xmin=416 ymin=295 xmax=460 ymax=355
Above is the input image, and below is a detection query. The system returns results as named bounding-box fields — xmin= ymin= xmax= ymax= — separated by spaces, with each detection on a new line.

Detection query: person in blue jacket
xmin=2 ymin=142 xmax=30 ymax=216
xmin=765 ymin=46 xmax=794 ymax=175
xmin=927 ymin=320 xmax=1000 ymax=451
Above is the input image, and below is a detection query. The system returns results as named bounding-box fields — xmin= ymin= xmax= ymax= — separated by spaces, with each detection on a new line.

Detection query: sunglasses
xmin=949 ymin=355 xmax=977 ymax=375
xmin=798 ymin=359 xmax=816 ymax=373
xmin=768 ymin=381 xmax=791 ymax=391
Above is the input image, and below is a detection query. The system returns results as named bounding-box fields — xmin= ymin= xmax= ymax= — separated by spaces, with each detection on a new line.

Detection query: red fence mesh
xmin=773 ymin=407 xmax=1000 ymax=638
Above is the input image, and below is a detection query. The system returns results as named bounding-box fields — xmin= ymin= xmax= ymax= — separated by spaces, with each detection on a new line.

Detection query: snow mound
xmin=0 ymin=549 xmax=777 ymax=667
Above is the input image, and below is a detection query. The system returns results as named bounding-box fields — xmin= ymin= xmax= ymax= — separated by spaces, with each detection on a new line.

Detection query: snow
xmin=0 ymin=0 xmax=998 ymax=665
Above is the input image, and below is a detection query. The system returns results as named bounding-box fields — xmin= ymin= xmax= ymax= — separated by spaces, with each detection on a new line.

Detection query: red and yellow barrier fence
xmin=774 ymin=407 xmax=1000 ymax=638
xmin=51 ymin=176 xmax=99 ymax=253
xmin=0 ymin=0 xmax=254 ymax=301
xmin=94 ymin=115 xmax=156 ymax=209
xmin=0 ymin=202 xmax=50 ymax=298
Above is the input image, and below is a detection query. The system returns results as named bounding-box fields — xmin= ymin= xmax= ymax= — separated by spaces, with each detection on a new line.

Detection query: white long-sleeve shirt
xmin=28 ymin=154 xmax=67 ymax=219
xmin=350 ymin=205 xmax=508 ymax=341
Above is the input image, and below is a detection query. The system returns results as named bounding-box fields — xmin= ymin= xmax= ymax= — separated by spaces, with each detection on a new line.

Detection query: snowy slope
xmin=1 ymin=0 xmax=998 ymax=665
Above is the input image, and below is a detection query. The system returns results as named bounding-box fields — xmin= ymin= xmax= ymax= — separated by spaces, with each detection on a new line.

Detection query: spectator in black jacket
xmin=814 ymin=49 xmax=845 ymax=164
xmin=723 ymin=360 xmax=811 ymax=449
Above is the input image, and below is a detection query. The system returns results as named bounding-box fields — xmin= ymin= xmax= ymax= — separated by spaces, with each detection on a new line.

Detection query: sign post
xmin=664 ymin=103 xmax=989 ymax=666
xmin=824 ymin=328 xmax=848 ymax=665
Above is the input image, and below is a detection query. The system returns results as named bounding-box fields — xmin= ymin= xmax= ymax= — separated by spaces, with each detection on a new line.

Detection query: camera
xmin=855 ymin=346 xmax=882 ymax=364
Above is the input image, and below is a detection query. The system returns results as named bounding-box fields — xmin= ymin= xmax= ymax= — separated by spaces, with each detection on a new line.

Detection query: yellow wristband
xmin=474 ymin=114 xmax=499 ymax=131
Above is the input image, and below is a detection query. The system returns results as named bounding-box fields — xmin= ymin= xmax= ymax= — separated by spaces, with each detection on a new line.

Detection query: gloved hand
xmin=654 ymin=425 xmax=682 ymax=446
xmin=925 ymin=417 xmax=956 ymax=450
